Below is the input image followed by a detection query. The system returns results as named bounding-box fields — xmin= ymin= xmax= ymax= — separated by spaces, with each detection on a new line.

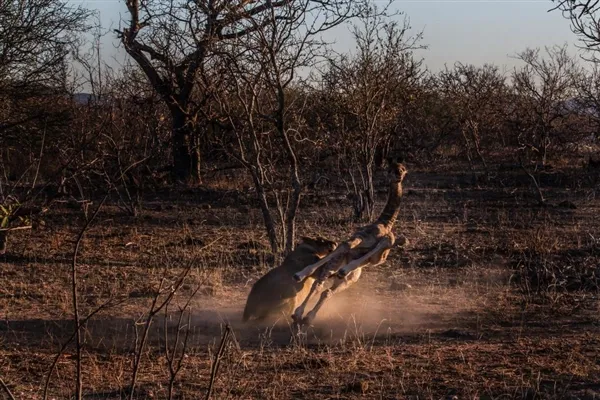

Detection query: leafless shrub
xmin=42 ymin=195 xmax=126 ymax=400
xmin=0 ymin=0 xmax=95 ymax=255
xmin=0 ymin=0 xmax=90 ymax=88
xmin=511 ymin=228 xmax=600 ymax=299
xmin=318 ymin=8 xmax=424 ymax=220
xmin=211 ymin=0 xmax=370 ymax=254
xmin=505 ymin=46 xmax=582 ymax=203
xmin=116 ymin=0 xmax=365 ymax=183
xmin=553 ymin=1 xmax=600 ymax=59
xmin=437 ymin=63 xmax=508 ymax=172
xmin=511 ymin=45 xmax=581 ymax=166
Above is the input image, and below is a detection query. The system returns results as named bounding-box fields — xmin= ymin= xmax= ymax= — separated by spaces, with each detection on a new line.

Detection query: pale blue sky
xmin=71 ymin=0 xmax=578 ymax=73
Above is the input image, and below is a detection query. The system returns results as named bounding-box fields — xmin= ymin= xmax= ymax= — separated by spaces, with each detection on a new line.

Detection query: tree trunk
xmin=251 ymin=173 xmax=279 ymax=254
xmin=365 ymin=163 xmax=375 ymax=221
xmin=172 ymin=111 xmax=201 ymax=184
xmin=275 ymin=115 xmax=301 ymax=256
xmin=284 ymin=184 xmax=301 ymax=256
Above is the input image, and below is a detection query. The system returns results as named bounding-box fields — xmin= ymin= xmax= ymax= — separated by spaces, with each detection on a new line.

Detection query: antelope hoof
xmin=292 ymin=314 xmax=302 ymax=326
xmin=293 ymin=273 xmax=304 ymax=282
xmin=291 ymin=314 xmax=310 ymax=328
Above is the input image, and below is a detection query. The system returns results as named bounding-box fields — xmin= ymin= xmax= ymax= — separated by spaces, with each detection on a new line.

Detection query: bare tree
xmin=209 ymin=0 xmax=367 ymax=254
xmin=116 ymin=0 xmax=358 ymax=184
xmin=320 ymin=9 xmax=424 ymax=220
xmin=511 ymin=45 xmax=580 ymax=166
xmin=71 ymin=25 xmax=176 ymax=216
xmin=390 ymin=74 xmax=456 ymax=160
xmin=0 ymin=0 xmax=90 ymax=165
xmin=0 ymin=0 xmax=90 ymax=254
xmin=0 ymin=0 xmax=90 ymax=87
xmin=552 ymin=0 xmax=600 ymax=59
xmin=437 ymin=63 xmax=508 ymax=172
xmin=573 ymin=63 xmax=600 ymax=143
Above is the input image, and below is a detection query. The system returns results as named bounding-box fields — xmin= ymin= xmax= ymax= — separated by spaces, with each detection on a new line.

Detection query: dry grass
xmin=1 ymin=166 xmax=600 ymax=399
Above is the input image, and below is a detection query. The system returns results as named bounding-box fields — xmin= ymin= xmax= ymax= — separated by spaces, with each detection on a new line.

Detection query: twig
xmin=42 ymin=297 xmax=122 ymax=400
xmin=165 ymin=283 xmax=203 ymax=400
xmin=519 ymin=157 xmax=546 ymax=205
xmin=0 ymin=377 xmax=16 ymax=400
xmin=165 ymin=307 xmax=192 ymax=400
xmin=205 ymin=325 xmax=231 ymax=400
xmin=129 ymin=259 xmax=197 ymax=400
xmin=0 ymin=225 xmax=32 ymax=232
xmin=71 ymin=194 xmax=108 ymax=400
xmin=30 ymin=123 xmax=46 ymax=192
xmin=129 ymin=278 xmax=167 ymax=400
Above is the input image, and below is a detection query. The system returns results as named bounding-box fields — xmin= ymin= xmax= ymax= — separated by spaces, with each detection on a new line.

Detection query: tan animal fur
xmin=292 ymin=158 xmax=408 ymax=326
xmin=242 ymin=236 xmax=337 ymax=323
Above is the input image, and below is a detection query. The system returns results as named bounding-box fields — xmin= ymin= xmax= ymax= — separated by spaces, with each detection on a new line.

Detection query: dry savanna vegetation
xmin=1 ymin=0 xmax=600 ymax=399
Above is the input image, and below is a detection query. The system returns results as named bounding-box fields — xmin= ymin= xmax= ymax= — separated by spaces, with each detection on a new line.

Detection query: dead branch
xmin=42 ymin=194 xmax=109 ymax=400
xmin=205 ymin=325 xmax=232 ymax=400
xmin=128 ymin=253 xmax=198 ymax=400
xmin=73 ymin=195 xmax=107 ymax=399
xmin=0 ymin=225 xmax=32 ymax=232
xmin=0 ymin=377 xmax=16 ymax=400
xmin=42 ymin=296 xmax=125 ymax=400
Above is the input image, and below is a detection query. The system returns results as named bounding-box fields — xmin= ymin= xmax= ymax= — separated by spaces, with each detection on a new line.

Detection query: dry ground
xmin=1 ymin=166 xmax=600 ymax=399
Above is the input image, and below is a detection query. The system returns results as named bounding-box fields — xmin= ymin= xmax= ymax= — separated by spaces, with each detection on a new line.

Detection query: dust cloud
xmin=66 ymin=271 xmax=498 ymax=351
xmin=185 ymin=271 xmax=494 ymax=347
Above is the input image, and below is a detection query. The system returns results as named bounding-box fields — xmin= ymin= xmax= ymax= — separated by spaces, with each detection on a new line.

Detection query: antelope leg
xmin=293 ymin=237 xmax=362 ymax=282
xmin=337 ymin=236 xmax=393 ymax=278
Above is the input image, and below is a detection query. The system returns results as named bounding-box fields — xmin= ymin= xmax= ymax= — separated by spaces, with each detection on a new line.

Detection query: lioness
xmin=242 ymin=236 xmax=337 ymax=323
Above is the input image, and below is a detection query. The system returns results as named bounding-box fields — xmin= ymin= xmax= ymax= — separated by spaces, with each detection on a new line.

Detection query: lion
xmin=242 ymin=236 xmax=337 ymax=323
